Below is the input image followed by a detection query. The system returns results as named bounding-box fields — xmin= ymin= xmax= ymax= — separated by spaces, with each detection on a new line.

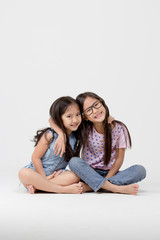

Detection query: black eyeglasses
xmin=82 ymin=99 xmax=103 ymax=116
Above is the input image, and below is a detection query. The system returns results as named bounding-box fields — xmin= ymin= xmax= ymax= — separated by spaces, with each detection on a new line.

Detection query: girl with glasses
xmin=50 ymin=92 xmax=146 ymax=195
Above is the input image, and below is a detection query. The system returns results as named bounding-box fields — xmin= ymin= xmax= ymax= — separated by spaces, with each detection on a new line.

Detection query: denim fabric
xmin=69 ymin=157 xmax=146 ymax=192
xmin=69 ymin=157 xmax=106 ymax=192
xmin=25 ymin=131 xmax=76 ymax=176
xmin=106 ymin=165 xmax=146 ymax=186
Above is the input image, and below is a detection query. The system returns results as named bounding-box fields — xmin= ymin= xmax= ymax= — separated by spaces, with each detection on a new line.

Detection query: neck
xmin=93 ymin=122 xmax=104 ymax=134
xmin=66 ymin=129 xmax=72 ymax=136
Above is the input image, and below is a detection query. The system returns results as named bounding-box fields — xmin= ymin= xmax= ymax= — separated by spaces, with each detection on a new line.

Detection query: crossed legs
xmin=18 ymin=168 xmax=82 ymax=194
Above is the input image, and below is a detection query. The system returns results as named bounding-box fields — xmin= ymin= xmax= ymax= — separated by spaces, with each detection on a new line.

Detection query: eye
xmin=94 ymin=102 xmax=99 ymax=107
xmin=86 ymin=108 xmax=91 ymax=113
xmin=76 ymin=113 xmax=81 ymax=116
xmin=67 ymin=115 xmax=72 ymax=118
xmin=94 ymin=101 xmax=101 ymax=108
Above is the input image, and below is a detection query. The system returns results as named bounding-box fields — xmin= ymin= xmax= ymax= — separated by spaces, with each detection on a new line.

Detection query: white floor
xmin=1 ymin=177 xmax=160 ymax=240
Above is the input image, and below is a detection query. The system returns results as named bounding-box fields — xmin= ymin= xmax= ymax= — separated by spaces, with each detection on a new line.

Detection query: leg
xmin=49 ymin=169 xmax=93 ymax=193
xmin=49 ymin=170 xmax=93 ymax=193
xmin=49 ymin=171 xmax=80 ymax=185
xmin=18 ymin=169 xmax=36 ymax=194
xmin=18 ymin=168 xmax=83 ymax=194
xmin=69 ymin=157 xmax=107 ymax=192
xmin=107 ymin=165 xmax=146 ymax=185
xmin=100 ymin=165 xmax=146 ymax=195
xmin=101 ymin=180 xmax=139 ymax=195
xmin=69 ymin=157 xmax=143 ymax=195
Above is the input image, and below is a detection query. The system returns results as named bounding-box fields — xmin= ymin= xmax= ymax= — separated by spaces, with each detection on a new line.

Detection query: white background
xmin=0 ymin=0 xmax=159 ymax=185
xmin=0 ymin=1 xmax=160 ymax=239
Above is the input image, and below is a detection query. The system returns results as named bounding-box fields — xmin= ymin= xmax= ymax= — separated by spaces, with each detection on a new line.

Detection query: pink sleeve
xmin=116 ymin=127 xmax=130 ymax=149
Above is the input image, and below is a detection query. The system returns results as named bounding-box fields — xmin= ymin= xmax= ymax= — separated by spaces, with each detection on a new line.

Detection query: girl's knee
xmin=69 ymin=171 xmax=80 ymax=182
xmin=134 ymin=165 xmax=146 ymax=179
xmin=69 ymin=157 xmax=81 ymax=169
xmin=63 ymin=171 xmax=80 ymax=183
xmin=18 ymin=168 xmax=25 ymax=180
xmin=18 ymin=168 xmax=32 ymax=181
xmin=139 ymin=165 xmax=146 ymax=179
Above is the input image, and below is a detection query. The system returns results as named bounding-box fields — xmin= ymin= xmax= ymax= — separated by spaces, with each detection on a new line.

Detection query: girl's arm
xmin=105 ymin=148 xmax=125 ymax=179
xmin=48 ymin=117 xmax=64 ymax=136
xmin=49 ymin=117 xmax=66 ymax=157
xmin=49 ymin=116 xmax=115 ymax=157
xmin=31 ymin=131 xmax=52 ymax=178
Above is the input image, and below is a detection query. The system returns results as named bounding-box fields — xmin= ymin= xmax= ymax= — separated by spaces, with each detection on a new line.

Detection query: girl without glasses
xmin=50 ymin=92 xmax=146 ymax=195
xmin=18 ymin=96 xmax=83 ymax=194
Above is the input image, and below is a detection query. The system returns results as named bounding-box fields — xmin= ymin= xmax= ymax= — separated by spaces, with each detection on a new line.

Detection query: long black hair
xmin=76 ymin=92 xmax=132 ymax=166
xmin=33 ymin=96 xmax=82 ymax=161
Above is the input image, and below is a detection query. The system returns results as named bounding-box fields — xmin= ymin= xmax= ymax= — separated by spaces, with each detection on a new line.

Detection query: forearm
xmin=49 ymin=117 xmax=64 ymax=135
xmin=49 ymin=117 xmax=66 ymax=156
xmin=105 ymin=158 xmax=124 ymax=179
xmin=106 ymin=148 xmax=125 ymax=179
xmin=32 ymin=158 xmax=46 ymax=178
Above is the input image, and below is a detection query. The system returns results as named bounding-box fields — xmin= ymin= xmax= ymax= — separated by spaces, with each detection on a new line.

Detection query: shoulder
xmin=111 ymin=122 xmax=126 ymax=138
xmin=35 ymin=129 xmax=53 ymax=148
xmin=111 ymin=122 xmax=119 ymax=131
xmin=110 ymin=122 xmax=116 ymax=130
xmin=112 ymin=122 xmax=125 ymax=131
xmin=43 ymin=129 xmax=54 ymax=142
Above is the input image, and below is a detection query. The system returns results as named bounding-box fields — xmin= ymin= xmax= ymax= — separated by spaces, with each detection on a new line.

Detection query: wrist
xmin=58 ymin=132 xmax=65 ymax=138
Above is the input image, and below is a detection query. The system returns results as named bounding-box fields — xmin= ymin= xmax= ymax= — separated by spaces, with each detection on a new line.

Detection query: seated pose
xmin=18 ymin=96 xmax=83 ymax=194
xmin=50 ymin=92 xmax=146 ymax=195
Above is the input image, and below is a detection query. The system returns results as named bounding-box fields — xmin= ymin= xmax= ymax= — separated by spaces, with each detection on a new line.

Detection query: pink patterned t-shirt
xmin=82 ymin=123 xmax=130 ymax=170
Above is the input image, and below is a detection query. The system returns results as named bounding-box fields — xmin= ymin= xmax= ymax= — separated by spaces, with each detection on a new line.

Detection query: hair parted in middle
xmin=76 ymin=92 xmax=132 ymax=166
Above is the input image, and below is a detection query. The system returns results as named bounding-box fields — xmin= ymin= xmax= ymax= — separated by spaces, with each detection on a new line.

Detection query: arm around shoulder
xmin=48 ymin=117 xmax=66 ymax=157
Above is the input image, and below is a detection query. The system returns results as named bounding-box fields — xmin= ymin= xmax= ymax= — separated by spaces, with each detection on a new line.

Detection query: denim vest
xmin=26 ymin=130 xmax=76 ymax=176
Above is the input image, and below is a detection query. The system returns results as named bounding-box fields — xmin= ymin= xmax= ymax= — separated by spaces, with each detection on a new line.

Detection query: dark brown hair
xmin=76 ymin=92 xmax=132 ymax=166
xmin=33 ymin=96 xmax=82 ymax=161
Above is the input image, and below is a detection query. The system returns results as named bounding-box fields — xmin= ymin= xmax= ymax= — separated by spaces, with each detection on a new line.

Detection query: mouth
xmin=94 ymin=112 xmax=103 ymax=119
xmin=71 ymin=123 xmax=79 ymax=127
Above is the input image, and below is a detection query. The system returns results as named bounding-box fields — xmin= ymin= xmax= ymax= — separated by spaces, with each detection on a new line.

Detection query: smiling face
xmin=61 ymin=103 xmax=82 ymax=135
xmin=83 ymin=97 xmax=106 ymax=123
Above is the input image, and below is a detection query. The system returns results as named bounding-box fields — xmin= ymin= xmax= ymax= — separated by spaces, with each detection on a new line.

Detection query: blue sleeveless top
xmin=25 ymin=130 xmax=76 ymax=176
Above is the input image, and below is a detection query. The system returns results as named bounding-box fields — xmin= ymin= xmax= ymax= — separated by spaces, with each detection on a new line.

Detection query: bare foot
xmin=60 ymin=183 xmax=83 ymax=194
xmin=116 ymin=184 xmax=139 ymax=195
xmin=80 ymin=182 xmax=93 ymax=193
xmin=27 ymin=184 xmax=36 ymax=194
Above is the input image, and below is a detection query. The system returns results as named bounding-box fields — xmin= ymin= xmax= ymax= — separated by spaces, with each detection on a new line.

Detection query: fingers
xmin=54 ymin=147 xmax=65 ymax=157
xmin=59 ymin=148 xmax=65 ymax=157
xmin=52 ymin=171 xmax=57 ymax=177
xmin=55 ymin=169 xmax=63 ymax=177
xmin=53 ymin=144 xmax=59 ymax=155
xmin=47 ymin=169 xmax=63 ymax=180
xmin=53 ymin=146 xmax=65 ymax=157
xmin=47 ymin=171 xmax=57 ymax=180
xmin=53 ymin=144 xmax=65 ymax=157
xmin=53 ymin=134 xmax=66 ymax=156
xmin=108 ymin=115 xmax=115 ymax=124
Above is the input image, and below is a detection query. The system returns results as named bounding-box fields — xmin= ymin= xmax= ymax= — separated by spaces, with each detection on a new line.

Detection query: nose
xmin=92 ymin=107 xmax=98 ymax=114
xmin=72 ymin=116 xmax=79 ymax=123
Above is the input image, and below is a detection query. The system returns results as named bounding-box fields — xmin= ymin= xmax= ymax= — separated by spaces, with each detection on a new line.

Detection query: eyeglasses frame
xmin=82 ymin=99 xmax=103 ymax=116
